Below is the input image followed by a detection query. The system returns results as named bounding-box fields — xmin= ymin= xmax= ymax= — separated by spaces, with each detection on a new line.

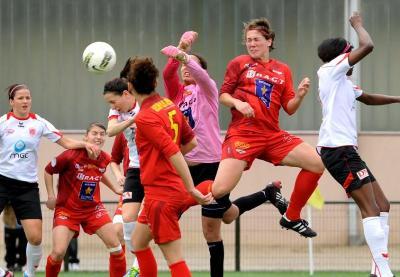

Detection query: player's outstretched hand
xmin=234 ymin=100 xmax=255 ymax=118
xmin=46 ymin=196 xmax=56 ymax=210
xmin=349 ymin=11 xmax=363 ymax=29
xmin=297 ymin=77 xmax=311 ymax=98
xmin=161 ymin=46 xmax=189 ymax=64
xmin=178 ymin=31 xmax=198 ymax=52
xmin=85 ymin=142 xmax=100 ymax=159
xmin=190 ymin=189 xmax=214 ymax=205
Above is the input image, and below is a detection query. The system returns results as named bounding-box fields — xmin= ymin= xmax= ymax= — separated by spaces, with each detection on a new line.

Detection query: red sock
xmin=286 ymin=170 xmax=322 ymax=220
xmin=169 ymin=260 xmax=191 ymax=277
xmin=135 ymin=248 xmax=157 ymax=277
xmin=109 ymin=251 xmax=126 ymax=277
xmin=183 ymin=180 xmax=213 ymax=209
xmin=45 ymin=255 xmax=62 ymax=277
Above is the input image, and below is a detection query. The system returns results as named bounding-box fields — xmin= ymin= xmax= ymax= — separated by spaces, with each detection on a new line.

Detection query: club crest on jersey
xmin=79 ymin=181 xmax=96 ymax=201
xmin=5 ymin=128 xmax=14 ymax=135
xmin=29 ymin=128 xmax=36 ymax=136
xmin=356 ymin=168 xmax=369 ymax=180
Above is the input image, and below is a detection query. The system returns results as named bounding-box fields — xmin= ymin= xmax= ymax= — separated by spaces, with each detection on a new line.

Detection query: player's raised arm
xmin=348 ymin=12 xmax=374 ymax=66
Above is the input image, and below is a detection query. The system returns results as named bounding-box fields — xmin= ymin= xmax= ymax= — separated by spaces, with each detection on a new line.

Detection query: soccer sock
xmin=123 ymin=221 xmax=136 ymax=251
xmin=208 ymin=241 xmax=224 ymax=277
xmin=183 ymin=180 xmax=213 ymax=209
xmin=232 ymin=190 xmax=267 ymax=215
xmin=371 ymin=212 xmax=390 ymax=275
xmin=26 ymin=242 xmax=42 ymax=276
xmin=109 ymin=251 xmax=126 ymax=277
xmin=135 ymin=248 xmax=157 ymax=277
xmin=285 ymin=170 xmax=321 ymax=220
xmin=169 ymin=260 xmax=191 ymax=277
xmin=363 ymin=217 xmax=393 ymax=276
xmin=132 ymin=257 xmax=139 ymax=268
xmin=45 ymin=255 xmax=62 ymax=277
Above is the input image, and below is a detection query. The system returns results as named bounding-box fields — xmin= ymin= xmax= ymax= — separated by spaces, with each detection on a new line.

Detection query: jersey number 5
xmin=168 ymin=110 xmax=179 ymax=143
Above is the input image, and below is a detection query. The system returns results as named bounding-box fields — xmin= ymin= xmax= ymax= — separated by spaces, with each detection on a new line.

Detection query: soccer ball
xmin=0 ymin=267 xmax=13 ymax=277
xmin=82 ymin=42 xmax=116 ymax=73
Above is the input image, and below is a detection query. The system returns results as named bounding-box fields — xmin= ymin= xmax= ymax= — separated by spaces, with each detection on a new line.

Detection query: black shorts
xmin=0 ymin=174 xmax=42 ymax=220
xmin=122 ymin=168 xmax=144 ymax=204
xmin=190 ymin=162 xmax=232 ymax=218
xmin=320 ymin=146 xmax=376 ymax=194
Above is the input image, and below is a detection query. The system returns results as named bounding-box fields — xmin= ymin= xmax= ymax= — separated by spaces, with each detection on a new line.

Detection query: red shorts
xmin=53 ymin=204 xmax=112 ymax=237
xmin=138 ymin=197 xmax=185 ymax=244
xmin=222 ymin=129 xmax=303 ymax=170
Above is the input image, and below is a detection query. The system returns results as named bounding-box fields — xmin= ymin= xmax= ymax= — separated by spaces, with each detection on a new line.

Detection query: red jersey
xmin=45 ymin=149 xmax=111 ymax=211
xmin=110 ymin=133 xmax=129 ymax=175
xmin=220 ymin=55 xmax=295 ymax=134
xmin=135 ymin=94 xmax=195 ymax=200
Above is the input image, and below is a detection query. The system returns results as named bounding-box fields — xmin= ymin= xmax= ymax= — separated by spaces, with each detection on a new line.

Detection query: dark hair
xmin=86 ymin=122 xmax=106 ymax=134
xmin=243 ymin=18 xmax=275 ymax=50
xmin=191 ymin=53 xmax=207 ymax=70
xmin=318 ymin=38 xmax=353 ymax=63
xmin=127 ymin=57 xmax=159 ymax=95
xmin=103 ymin=78 xmax=128 ymax=95
xmin=7 ymin=84 xmax=29 ymax=100
xmin=120 ymin=57 xmax=132 ymax=78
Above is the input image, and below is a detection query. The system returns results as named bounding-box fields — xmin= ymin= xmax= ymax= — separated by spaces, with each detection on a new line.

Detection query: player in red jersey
xmin=125 ymin=57 xmax=213 ymax=277
xmin=208 ymin=18 xmax=325 ymax=239
xmin=44 ymin=123 xmax=126 ymax=277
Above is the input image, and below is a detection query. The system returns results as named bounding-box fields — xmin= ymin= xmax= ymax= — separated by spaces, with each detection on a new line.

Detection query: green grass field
xmin=12 ymin=272 xmax=396 ymax=277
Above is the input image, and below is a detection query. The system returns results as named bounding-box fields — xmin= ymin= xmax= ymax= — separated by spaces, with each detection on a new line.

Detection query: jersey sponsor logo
xmin=29 ymin=127 xmax=36 ymax=136
xmin=356 ymin=168 xmax=369 ymax=180
xmin=255 ymin=79 xmax=273 ymax=108
xmin=76 ymin=173 xmax=101 ymax=182
xmin=18 ymin=122 xmax=24 ymax=128
xmin=234 ymin=141 xmax=250 ymax=154
xmin=151 ymin=98 xmax=174 ymax=112
xmin=9 ymin=140 xmax=28 ymax=159
xmin=246 ymin=70 xmax=284 ymax=85
xmin=79 ymin=181 xmax=96 ymax=201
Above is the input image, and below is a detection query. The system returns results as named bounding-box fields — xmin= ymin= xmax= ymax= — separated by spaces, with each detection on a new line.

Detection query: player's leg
xmin=45 ymin=225 xmax=75 ymax=277
xmin=93 ymin=212 xmax=126 ymax=277
xmin=280 ymin=142 xmax=324 ymax=237
xmin=158 ymin=239 xmax=190 ymax=277
xmin=350 ymin=184 xmax=393 ymax=276
xmin=131 ymin=222 xmax=156 ymax=277
xmin=12 ymin=184 xmax=43 ymax=277
xmin=370 ymin=180 xmax=391 ymax=276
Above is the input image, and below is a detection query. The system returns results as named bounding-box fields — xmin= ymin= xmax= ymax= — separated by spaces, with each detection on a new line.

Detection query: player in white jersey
xmin=103 ymin=68 xmax=141 ymax=276
xmin=317 ymin=12 xmax=400 ymax=277
xmin=0 ymin=84 xmax=99 ymax=277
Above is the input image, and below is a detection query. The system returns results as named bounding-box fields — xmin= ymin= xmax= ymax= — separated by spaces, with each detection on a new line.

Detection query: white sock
xmin=26 ymin=243 xmax=42 ymax=276
xmin=132 ymin=257 xmax=139 ymax=268
xmin=123 ymin=221 xmax=136 ymax=252
xmin=371 ymin=213 xmax=390 ymax=275
xmin=363 ymin=217 xmax=393 ymax=276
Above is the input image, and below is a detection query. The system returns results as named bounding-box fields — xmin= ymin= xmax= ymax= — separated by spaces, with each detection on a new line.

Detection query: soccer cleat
xmin=264 ymin=181 xmax=288 ymax=215
xmin=124 ymin=266 xmax=140 ymax=277
xmin=280 ymin=215 xmax=317 ymax=238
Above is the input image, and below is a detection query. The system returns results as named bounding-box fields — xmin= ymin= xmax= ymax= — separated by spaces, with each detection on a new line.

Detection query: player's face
xmin=181 ymin=55 xmax=200 ymax=85
xmin=245 ymin=30 xmax=272 ymax=60
xmin=85 ymin=126 xmax=106 ymax=148
xmin=104 ymin=91 xmax=132 ymax=113
xmin=10 ymin=89 xmax=32 ymax=117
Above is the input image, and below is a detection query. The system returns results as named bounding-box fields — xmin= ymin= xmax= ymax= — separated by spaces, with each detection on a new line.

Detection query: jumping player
xmin=317 ymin=12 xmax=398 ymax=277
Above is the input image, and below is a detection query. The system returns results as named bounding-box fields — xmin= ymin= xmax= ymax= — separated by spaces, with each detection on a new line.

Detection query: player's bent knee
xmin=222 ymin=205 xmax=239 ymax=224
xmin=108 ymin=244 xmax=122 ymax=254
xmin=27 ymin=235 xmax=42 ymax=245
xmin=51 ymin=250 xmax=66 ymax=262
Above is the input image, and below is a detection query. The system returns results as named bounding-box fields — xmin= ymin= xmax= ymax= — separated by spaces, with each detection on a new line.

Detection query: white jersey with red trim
xmin=108 ymin=104 xmax=140 ymax=168
xmin=0 ymin=112 xmax=62 ymax=182
xmin=317 ymin=53 xmax=363 ymax=147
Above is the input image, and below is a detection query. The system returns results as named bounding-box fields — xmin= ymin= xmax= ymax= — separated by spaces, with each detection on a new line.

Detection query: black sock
xmin=208 ymin=240 xmax=224 ymax=277
xmin=233 ymin=191 xmax=267 ymax=216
